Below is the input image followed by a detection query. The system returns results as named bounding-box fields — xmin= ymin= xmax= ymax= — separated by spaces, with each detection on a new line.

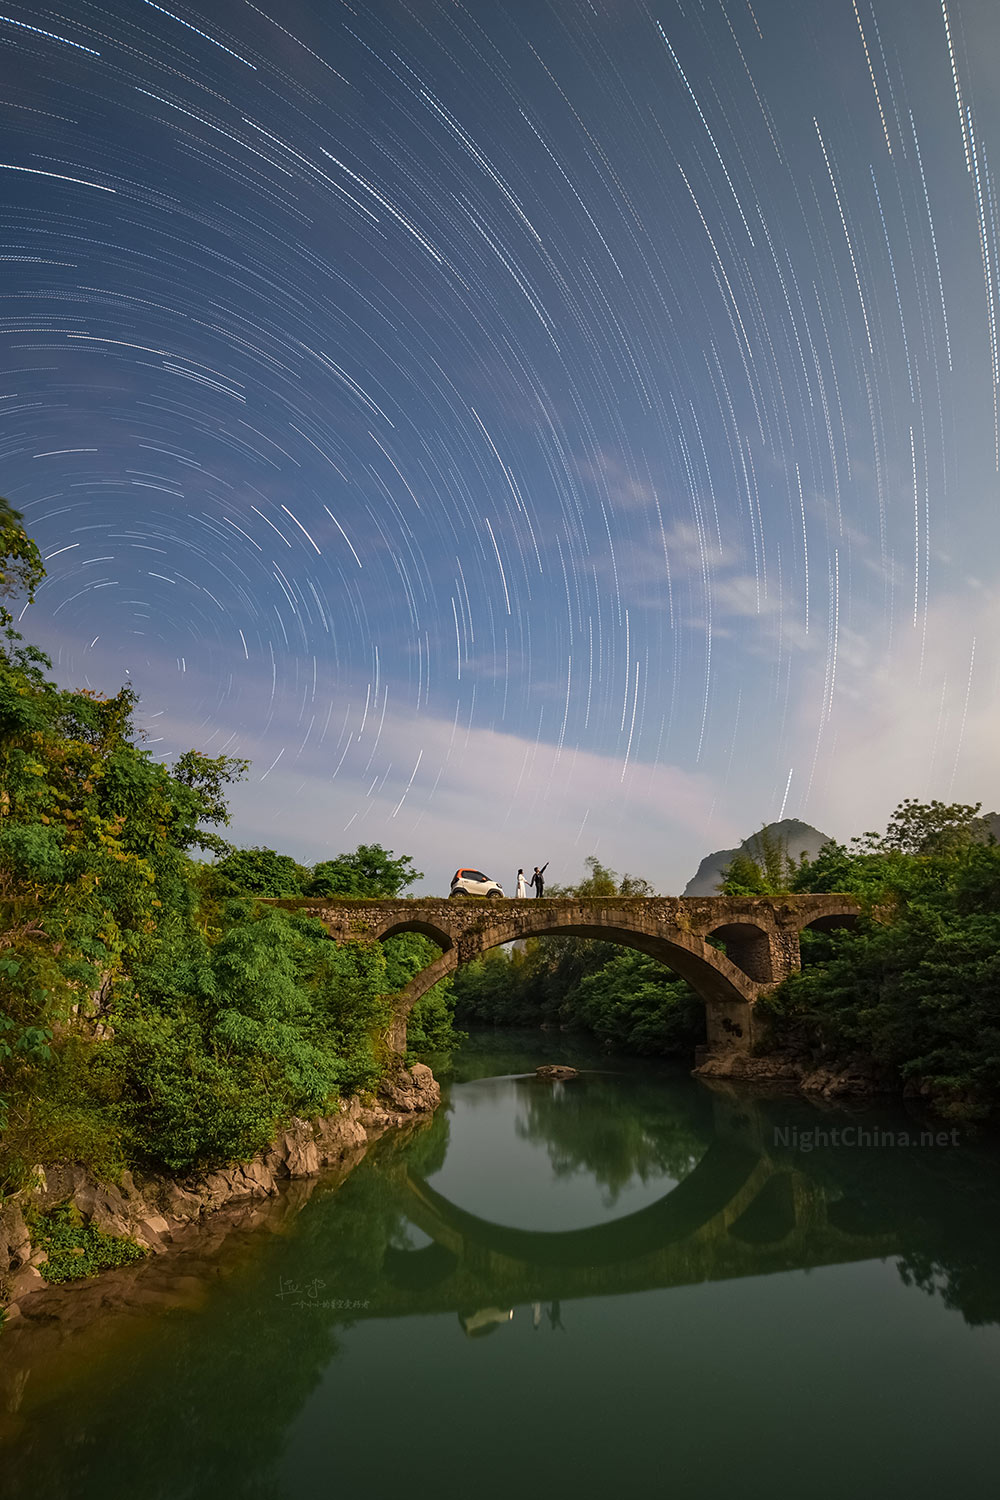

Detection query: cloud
xmin=223 ymin=702 xmax=735 ymax=894
xmin=789 ymin=587 xmax=1000 ymax=836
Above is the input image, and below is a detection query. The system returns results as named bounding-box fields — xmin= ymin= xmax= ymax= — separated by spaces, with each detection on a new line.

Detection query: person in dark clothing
xmin=530 ymin=863 xmax=548 ymax=896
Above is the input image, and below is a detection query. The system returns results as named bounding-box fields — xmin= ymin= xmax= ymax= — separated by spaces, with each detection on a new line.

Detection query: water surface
xmin=3 ymin=1032 xmax=1000 ymax=1499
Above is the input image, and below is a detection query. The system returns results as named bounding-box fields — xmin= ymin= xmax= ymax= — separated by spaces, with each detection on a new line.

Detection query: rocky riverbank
xmin=693 ymin=1050 xmax=891 ymax=1098
xmin=0 ymin=1061 xmax=440 ymax=1325
xmin=693 ymin=1049 xmax=979 ymax=1118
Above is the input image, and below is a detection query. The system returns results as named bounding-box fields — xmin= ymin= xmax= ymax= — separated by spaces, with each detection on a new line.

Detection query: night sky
xmin=3 ymin=0 xmax=999 ymax=893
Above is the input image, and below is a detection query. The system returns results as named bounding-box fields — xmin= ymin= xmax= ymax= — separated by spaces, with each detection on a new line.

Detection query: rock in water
xmin=535 ymin=1065 xmax=578 ymax=1080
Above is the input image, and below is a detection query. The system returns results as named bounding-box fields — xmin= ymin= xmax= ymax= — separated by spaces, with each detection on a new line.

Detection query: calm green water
xmin=4 ymin=1031 xmax=1000 ymax=1499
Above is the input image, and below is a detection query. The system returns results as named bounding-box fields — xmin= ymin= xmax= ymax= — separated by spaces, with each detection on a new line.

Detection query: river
xmin=2 ymin=1031 xmax=1000 ymax=1499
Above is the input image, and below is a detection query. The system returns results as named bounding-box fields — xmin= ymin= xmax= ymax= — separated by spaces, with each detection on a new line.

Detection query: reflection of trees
xmin=0 ymin=1125 xmax=428 ymax=1500
xmin=756 ymin=1093 xmax=1000 ymax=1329
xmin=886 ymin=1155 xmax=1000 ymax=1327
xmin=398 ymin=1101 xmax=450 ymax=1179
xmin=512 ymin=1074 xmax=712 ymax=1204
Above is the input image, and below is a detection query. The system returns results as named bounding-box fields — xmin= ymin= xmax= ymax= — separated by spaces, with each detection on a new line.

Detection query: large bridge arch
xmin=388 ymin=913 xmax=759 ymax=1056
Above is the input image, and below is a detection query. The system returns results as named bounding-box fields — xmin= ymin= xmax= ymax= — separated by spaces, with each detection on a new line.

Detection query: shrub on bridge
xmin=210 ymin=846 xmax=308 ymax=897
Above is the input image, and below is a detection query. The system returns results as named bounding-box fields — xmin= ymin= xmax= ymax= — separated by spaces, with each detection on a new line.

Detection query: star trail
xmin=2 ymin=0 xmax=999 ymax=890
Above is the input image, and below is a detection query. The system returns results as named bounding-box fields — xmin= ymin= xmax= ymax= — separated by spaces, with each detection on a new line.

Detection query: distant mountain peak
xmin=682 ymin=819 xmax=832 ymax=896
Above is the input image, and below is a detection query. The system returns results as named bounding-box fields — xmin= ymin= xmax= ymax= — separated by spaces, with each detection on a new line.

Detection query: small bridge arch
xmin=800 ymin=904 xmax=860 ymax=935
xmin=292 ymin=893 xmax=860 ymax=1057
xmin=375 ymin=917 xmax=454 ymax=951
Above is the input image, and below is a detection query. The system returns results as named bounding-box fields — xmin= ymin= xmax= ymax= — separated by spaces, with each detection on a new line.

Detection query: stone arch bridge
xmin=295 ymin=893 xmax=859 ymax=1055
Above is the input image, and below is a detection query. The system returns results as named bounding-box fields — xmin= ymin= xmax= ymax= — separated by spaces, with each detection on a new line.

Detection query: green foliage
xmin=452 ymin=945 xmax=540 ymax=1026
xmin=167 ymin=749 xmax=250 ymax=855
xmin=379 ymin=932 xmax=465 ymax=1057
xmin=304 ymin=843 xmax=423 ymax=898
xmin=452 ymin=941 xmax=704 ymax=1055
xmin=406 ymin=988 xmax=465 ymax=1055
xmin=548 ymin=853 xmax=655 ymax=898
xmin=719 ymin=826 xmax=802 ymax=895
xmin=0 ymin=559 xmax=428 ymax=1191
xmin=211 ymin=845 xmax=308 ymax=897
xmin=380 ymin=931 xmax=439 ymax=991
xmin=2 ymin=1037 xmax=125 ymax=1191
xmin=573 ymin=951 xmax=705 ymax=1054
xmin=27 ymin=1203 xmax=146 ymax=1283
xmin=868 ymin=797 xmax=989 ymax=856
xmin=764 ymin=802 xmax=1000 ymax=1118
xmin=114 ymin=906 xmax=393 ymax=1171
xmin=0 ymin=604 xmax=251 ymax=1188
xmin=0 ymin=497 xmax=44 ymax=607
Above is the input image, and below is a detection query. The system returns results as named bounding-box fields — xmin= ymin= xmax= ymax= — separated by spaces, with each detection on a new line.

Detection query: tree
xmin=211 ymin=846 xmax=308 ymax=897
xmin=0 ymin=508 xmax=439 ymax=1198
xmin=719 ymin=826 xmax=799 ymax=896
xmin=873 ymin=798 xmax=989 ymax=857
xmin=171 ymin=749 xmax=249 ymax=855
xmin=305 ymin=844 xmax=423 ymax=898
xmin=549 ymin=855 xmax=656 ymax=898
xmin=0 ymin=497 xmax=44 ymax=610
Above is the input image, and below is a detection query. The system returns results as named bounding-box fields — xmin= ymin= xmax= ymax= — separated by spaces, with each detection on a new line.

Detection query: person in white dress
xmin=516 ymin=868 xmax=527 ymax=898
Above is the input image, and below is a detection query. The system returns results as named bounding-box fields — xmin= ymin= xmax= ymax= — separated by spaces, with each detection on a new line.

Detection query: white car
xmin=450 ymin=867 xmax=505 ymax=898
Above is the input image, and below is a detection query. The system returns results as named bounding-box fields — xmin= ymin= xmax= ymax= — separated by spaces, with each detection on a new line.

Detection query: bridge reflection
xmin=339 ymin=1088 xmax=899 ymax=1319
xmin=3 ymin=1070 xmax=999 ymax=1500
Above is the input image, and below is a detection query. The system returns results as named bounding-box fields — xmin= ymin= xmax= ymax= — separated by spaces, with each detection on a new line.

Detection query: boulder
xmin=315 ymin=1106 xmax=368 ymax=1161
xmin=535 ymin=1065 xmax=579 ymax=1080
xmin=378 ymin=1062 xmax=442 ymax=1114
xmin=7 ymin=1263 xmax=44 ymax=1302
xmin=263 ymin=1118 xmax=322 ymax=1179
xmin=0 ymin=1199 xmax=32 ymax=1274
xmin=156 ymin=1181 xmax=206 ymax=1222
xmin=134 ymin=1215 xmax=173 ymax=1253
xmin=71 ymin=1180 xmax=132 ymax=1239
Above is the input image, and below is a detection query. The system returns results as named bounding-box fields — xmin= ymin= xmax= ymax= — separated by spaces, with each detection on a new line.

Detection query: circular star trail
xmin=2 ymin=0 xmax=999 ymax=889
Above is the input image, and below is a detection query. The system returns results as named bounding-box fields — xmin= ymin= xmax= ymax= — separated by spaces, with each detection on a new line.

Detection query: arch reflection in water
xmin=375 ymin=1081 xmax=896 ymax=1321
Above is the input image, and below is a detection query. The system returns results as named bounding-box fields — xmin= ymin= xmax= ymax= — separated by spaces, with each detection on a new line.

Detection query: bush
xmin=766 ymin=814 xmax=1000 ymax=1118
xmin=28 ymin=1203 xmax=147 ymax=1283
